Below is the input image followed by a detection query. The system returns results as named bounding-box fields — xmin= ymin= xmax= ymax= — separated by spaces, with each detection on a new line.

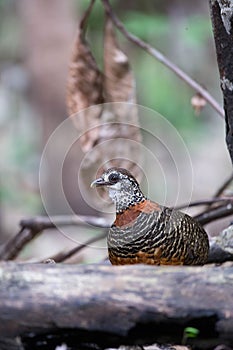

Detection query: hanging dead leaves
xmin=66 ymin=2 xmax=142 ymax=206
xmin=66 ymin=0 xmax=104 ymax=153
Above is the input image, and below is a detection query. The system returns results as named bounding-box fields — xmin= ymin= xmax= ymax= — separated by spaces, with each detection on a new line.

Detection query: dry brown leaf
xmin=104 ymin=17 xmax=135 ymax=104
xmin=66 ymin=0 xmax=104 ymax=152
xmin=80 ymin=17 xmax=143 ymax=205
xmin=100 ymin=16 xmax=142 ymax=179
xmin=66 ymin=8 xmax=143 ymax=207
xmin=191 ymin=92 xmax=206 ymax=116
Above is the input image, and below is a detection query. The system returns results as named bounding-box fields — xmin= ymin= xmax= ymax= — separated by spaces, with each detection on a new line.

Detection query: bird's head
xmin=91 ymin=167 xmax=145 ymax=212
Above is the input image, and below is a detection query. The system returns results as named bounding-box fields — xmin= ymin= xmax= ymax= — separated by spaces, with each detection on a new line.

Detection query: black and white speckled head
xmin=91 ymin=167 xmax=146 ymax=213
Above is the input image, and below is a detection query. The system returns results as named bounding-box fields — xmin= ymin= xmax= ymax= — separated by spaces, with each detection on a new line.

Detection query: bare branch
xmin=44 ymin=231 xmax=107 ymax=263
xmin=213 ymin=173 xmax=233 ymax=198
xmin=2 ymin=201 xmax=233 ymax=262
xmin=0 ymin=215 xmax=110 ymax=261
xmin=20 ymin=215 xmax=110 ymax=231
xmin=0 ymin=227 xmax=40 ymax=261
xmin=102 ymin=0 xmax=224 ymax=118
xmin=195 ymin=201 xmax=233 ymax=226
xmin=174 ymin=197 xmax=232 ymax=210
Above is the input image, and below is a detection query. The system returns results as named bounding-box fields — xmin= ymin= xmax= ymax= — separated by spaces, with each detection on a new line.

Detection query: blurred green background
xmin=0 ymin=0 xmax=231 ymax=262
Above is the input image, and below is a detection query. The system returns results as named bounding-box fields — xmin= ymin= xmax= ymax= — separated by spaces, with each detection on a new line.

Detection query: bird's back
xmin=108 ymin=200 xmax=209 ymax=266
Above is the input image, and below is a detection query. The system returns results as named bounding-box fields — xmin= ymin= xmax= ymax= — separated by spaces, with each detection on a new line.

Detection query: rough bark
xmin=209 ymin=0 xmax=233 ymax=162
xmin=0 ymin=262 xmax=233 ymax=349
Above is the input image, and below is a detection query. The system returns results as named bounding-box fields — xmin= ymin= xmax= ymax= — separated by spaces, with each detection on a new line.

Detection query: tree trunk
xmin=0 ymin=262 xmax=233 ymax=349
xmin=209 ymin=0 xmax=233 ymax=163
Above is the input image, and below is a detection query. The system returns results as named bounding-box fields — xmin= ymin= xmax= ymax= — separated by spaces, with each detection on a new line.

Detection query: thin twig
xmin=102 ymin=0 xmax=224 ymax=118
xmin=213 ymin=173 xmax=233 ymax=198
xmin=45 ymin=231 xmax=107 ymax=263
xmin=174 ymin=197 xmax=232 ymax=210
xmin=201 ymin=173 xmax=233 ymax=211
xmin=20 ymin=215 xmax=110 ymax=231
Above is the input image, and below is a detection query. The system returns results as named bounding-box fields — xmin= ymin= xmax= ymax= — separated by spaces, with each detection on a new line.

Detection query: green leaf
xmin=184 ymin=327 xmax=200 ymax=338
xmin=182 ymin=326 xmax=200 ymax=344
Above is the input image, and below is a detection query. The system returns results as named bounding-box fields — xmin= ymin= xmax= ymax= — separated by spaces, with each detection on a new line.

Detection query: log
xmin=0 ymin=262 xmax=233 ymax=349
xmin=208 ymin=225 xmax=233 ymax=263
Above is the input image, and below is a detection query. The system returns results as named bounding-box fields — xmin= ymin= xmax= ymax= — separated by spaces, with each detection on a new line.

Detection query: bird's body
xmin=91 ymin=168 xmax=209 ymax=266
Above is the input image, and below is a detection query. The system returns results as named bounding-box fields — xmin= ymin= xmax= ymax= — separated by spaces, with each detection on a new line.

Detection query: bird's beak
xmin=91 ymin=177 xmax=109 ymax=188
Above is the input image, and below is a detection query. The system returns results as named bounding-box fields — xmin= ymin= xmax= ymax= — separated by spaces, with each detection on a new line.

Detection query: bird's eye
xmin=108 ymin=173 xmax=119 ymax=183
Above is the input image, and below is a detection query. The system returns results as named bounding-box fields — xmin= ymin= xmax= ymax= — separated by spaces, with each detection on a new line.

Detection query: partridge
xmin=91 ymin=167 xmax=209 ymax=266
